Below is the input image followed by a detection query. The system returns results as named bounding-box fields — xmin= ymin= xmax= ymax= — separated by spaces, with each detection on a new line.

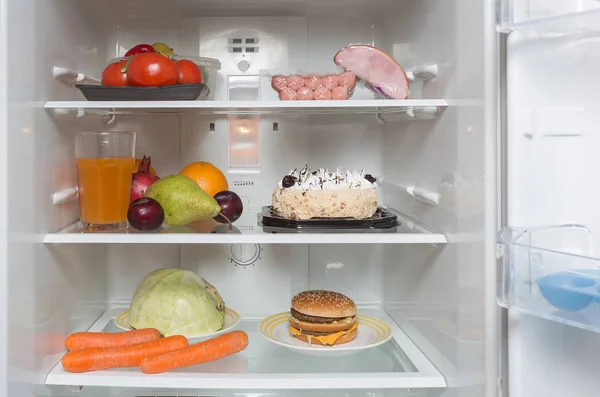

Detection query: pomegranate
xmin=127 ymin=197 xmax=165 ymax=231
xmin=130 ymin=156 xmax=160 ymax=203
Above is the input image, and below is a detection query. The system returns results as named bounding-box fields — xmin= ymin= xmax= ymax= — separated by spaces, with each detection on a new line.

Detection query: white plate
xmin=258 ymin=312 xmax=392 ymax=355
xmin=115 ymin=308 xmax=240 ymax=340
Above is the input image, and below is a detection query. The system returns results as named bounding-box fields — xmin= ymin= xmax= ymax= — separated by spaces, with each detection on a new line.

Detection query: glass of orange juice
xmin=75 ymin=131 xmax=136 ymax=231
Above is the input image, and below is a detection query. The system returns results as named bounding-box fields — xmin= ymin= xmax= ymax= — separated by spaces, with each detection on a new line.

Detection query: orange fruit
xmin=134 ymin=158 xmax=157 ymax=176
xmin=179 ymin=161 xmax=228 ymax=197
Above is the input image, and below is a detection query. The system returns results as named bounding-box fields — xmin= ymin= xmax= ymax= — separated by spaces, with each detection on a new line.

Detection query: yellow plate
xmin=258 ymin=311 xmax=392 ymax=353
xmin=115 ymin=308 xmax=240 ymax=340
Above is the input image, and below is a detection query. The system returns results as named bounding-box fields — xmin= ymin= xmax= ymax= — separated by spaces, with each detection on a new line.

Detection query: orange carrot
xmin=140 ymin=330 xmax=249 ymax=374
xmin=62 ymin=335 xmax=188 ymax=373
xmin=65 ymin=329 xmax=161 ymax=351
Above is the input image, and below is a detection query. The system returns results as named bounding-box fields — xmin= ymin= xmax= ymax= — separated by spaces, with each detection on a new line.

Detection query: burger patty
xmin=295 ymin=329 xmax=341 ymax=336
xmin=290 ymin=308 xmax=353 ymax=324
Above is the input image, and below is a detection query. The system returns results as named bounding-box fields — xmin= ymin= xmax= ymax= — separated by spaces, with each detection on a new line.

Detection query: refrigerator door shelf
xmin=498 ymin=225 xmax=600 ymax=333
xmin=497 ymin=0 xmax=600 ymax=34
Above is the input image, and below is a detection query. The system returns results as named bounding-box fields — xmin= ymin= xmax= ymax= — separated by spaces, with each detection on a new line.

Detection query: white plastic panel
xmin=180 ymin=17 xmax=308 ymax=102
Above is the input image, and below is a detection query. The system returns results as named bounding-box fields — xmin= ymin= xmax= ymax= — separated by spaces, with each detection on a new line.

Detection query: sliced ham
xmin=297 ymin=87 xmax=314 ymax=100
xmin=271 ymin=76 xmax=288 ymax=92
xmin=333 ymin=45 xmax=409 ymax=100
xmin=332 ymin=86 xmax=348 ymax=100
xmin=279 ymin=87 xmax=297 ymax=101
xmin=286 ymin=75 xmax=304 ymax=91
xmin=313 ymin=86 xmax=332 ymax=100
xmin=304 ymin=76 xmax=322 ymax=91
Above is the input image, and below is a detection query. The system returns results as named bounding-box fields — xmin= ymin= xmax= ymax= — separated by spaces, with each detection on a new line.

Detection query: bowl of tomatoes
xmin=77 ymin=43 xmax=218 ymax=101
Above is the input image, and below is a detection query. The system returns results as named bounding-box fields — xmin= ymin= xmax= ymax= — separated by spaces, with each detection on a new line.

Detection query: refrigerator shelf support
xmin=48 ymin=108 xmax=115 ymax=124
xmin=53 ymin=66 xmax=101 ymax=86
xmin=52 ymin=187 xmax=78 ymax=205
xmin=380 ymin=179 xmax=440 ymax=206
xmin=406 ymin=64 xmax=439 ymax=83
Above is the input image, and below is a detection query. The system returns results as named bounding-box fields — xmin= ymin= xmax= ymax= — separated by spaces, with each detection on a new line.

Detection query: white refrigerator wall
xmin=382 ymin=1 xmax=487 ymax=396
xmin=1 ymin=1 xmax=490 ymax=397
xmin=3 ymin=1 xmax=112 ymax=396
xmin=506 ymin=28 xmax=600 ymax=397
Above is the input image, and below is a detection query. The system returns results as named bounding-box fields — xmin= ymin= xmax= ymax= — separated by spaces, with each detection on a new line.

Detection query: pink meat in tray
xmin=321 ymin=75 xmax=339 ymax=90
xmin=332 ymin=86 xmax=348 ymax=100
xmin=271 ymin=75 xmax=288 ymax=92
xmin=304 ymin=76 xmax=322 ymax=91
xmin=313 ymin=86 xmax=332 ymax=100
xmin=338 ymin=71 xmax=356 ymax=89
xmin=297 ymin=87 xmax=314 ymax=100
xmin=279 ymin=87 xmax=298 ymax=101
xmin=286 ymin=75 xmax=304 ymax=91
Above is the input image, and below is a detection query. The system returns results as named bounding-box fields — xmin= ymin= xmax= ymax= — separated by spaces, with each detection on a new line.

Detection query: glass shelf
xmin=498 ymin=225 xmax=600 ymax=333
xmin=43 ymin=208 xmax=447 ymax=245
xmin=44 ymin=99 xmax=448 ymax=117
xmin=45 ymin=308 xmax=446 ymax=390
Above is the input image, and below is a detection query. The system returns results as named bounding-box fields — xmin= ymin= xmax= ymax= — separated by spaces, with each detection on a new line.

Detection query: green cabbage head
xmin=129 ymin=268 xmax=225 ymax=337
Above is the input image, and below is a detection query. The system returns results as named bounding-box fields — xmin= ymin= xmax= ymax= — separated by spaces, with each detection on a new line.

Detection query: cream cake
xmin=272 ymin=165 xmax=378 ymax=220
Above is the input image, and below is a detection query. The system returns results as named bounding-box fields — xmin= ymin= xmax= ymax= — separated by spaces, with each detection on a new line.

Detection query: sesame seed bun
xmin=291 ymin=290 xmax=357 ymax=318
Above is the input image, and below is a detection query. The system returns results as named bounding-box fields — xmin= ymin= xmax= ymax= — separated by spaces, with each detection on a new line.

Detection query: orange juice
xmin=76 ymin=157 xmax=134 ymax=226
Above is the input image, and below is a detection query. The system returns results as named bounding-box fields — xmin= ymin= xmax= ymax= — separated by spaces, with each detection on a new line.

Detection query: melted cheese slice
xmin=290 ymin=323 xmax=358 ymax=346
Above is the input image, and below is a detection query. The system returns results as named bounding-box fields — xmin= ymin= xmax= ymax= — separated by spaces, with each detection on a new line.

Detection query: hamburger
xmin=289 ymin=290 xmax=358 ymax=346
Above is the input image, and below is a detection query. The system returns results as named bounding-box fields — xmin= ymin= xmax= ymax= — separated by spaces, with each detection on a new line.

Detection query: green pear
xmin=144 ymin=175 xmax=221 ymax=226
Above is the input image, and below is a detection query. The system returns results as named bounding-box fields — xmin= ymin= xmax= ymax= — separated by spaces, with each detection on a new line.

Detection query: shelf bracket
xmin=53 ymin=186 xmax=79 ymax=205
xmin=406 ymin=64 xmax=439 ymax=84
xmin=49 ymin=108 xmax=115 ymax=125
xmin=375 ymin=113 xmax=386 ymax=125
xmin=53 ymin=66 xmax=101 ymax=86
xmin=380 ymin=179 xmax=440 ymax=206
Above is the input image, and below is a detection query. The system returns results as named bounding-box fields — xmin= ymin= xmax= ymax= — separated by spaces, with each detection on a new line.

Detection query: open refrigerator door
xmin=497 ymin=0 xmax=600 ymax=396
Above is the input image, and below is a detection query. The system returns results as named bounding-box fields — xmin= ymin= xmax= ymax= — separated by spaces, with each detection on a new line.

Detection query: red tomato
xmin=125 ymin=44 xmax=156 ymax=57
xmin=177 ymin=59 xmax=203 ymax=84
xmin=126 ymin=53 xmax=179 ymax=87
xmin=101 ymin=60 xmax=128 ymax=86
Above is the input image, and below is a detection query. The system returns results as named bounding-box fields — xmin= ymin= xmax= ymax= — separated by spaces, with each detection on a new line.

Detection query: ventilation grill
xmin=236 ymin=225 xmax=255 ymax=231
xmin=228 ymin=37 xmax=259 ymax=53
xmin=233 ymin=180 xmax=254 ymax=187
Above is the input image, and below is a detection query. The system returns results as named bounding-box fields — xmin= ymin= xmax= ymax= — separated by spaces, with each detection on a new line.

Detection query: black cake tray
xmin=258 ymin=206 xmax=399 ymax=234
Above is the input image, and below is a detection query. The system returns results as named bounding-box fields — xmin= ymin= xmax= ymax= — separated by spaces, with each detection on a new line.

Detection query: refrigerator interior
xmin=2 ymin=1 xmax=489 ymax=397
